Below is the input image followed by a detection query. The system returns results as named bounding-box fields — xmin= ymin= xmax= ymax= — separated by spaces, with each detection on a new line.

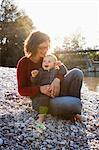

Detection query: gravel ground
xmin=0 ymin=67 xmax=99 ymax=150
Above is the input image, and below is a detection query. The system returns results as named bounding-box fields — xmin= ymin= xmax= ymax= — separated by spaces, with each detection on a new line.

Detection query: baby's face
xmin=42 ymin=56 xmax=56 ymax=71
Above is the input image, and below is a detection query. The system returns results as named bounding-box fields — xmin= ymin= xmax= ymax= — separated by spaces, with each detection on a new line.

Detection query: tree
xmin=62 ymin=36 xmax=72 ymax=51
xmin=0 ymin=0 xmax=35 ymax=67
xmin=62 ymin=32 xmax=86 ymax=51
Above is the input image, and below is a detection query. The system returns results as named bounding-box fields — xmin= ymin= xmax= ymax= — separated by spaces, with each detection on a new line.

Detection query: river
xmin=84 ymin=72 xmax=99 ymax=93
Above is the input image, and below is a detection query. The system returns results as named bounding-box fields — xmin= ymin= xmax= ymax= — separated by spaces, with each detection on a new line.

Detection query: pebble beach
xmin=0 ymin=67 xmax=99 ymax=150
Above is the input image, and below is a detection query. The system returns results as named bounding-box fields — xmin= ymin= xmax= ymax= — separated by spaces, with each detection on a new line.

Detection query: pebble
xmin=0 ymin=138 xmax=3 ymax=145
xmin=0 ymin=67 xmax=99 ymax=150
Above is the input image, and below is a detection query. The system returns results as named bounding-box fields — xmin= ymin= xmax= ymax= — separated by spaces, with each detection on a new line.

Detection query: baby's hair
xmin=45 ymin=54 xmax=57 ymax=62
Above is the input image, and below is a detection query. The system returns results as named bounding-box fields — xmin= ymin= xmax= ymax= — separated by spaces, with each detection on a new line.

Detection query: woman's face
xmin=36 ymin=40 xmax=50 ymax=58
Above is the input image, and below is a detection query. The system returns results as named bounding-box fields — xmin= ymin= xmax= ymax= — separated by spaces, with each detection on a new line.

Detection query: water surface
xmin=84 ymin=72 xmax=99 ymax=93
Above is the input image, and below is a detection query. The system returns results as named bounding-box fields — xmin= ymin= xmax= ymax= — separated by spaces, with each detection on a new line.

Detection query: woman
xmin=17 ymin=31 xmax=83 ymax=121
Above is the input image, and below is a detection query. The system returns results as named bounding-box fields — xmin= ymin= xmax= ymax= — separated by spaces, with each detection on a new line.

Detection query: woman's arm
xmin=50 ymin=63 xmax=67 ymax=97
xmin=50 ymin=78 xmax=60 ymax=97
xmin=58 ymin=63 xmax=67 ymax=75
xmin=17 ymin=58 xmax=40 ymax=96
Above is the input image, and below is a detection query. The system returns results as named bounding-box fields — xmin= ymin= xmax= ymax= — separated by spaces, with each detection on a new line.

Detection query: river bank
xmin=0 ymin=67 xmax=99 ymax=150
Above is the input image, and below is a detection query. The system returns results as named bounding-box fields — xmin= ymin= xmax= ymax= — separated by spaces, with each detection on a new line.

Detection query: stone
xmin=0 ymin=67 xmax=99 ymax=149
xmin=0 ymin=138 xmax=3 ymax=145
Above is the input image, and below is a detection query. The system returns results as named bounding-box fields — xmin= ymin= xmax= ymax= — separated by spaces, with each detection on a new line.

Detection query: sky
xmin=1 ymin=0 xmax=99 ymax=48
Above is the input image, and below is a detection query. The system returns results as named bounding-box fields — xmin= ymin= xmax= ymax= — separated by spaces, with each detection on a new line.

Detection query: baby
xmin=31 ymin=54 xmax=67 ymax=123
xmin=31 ymin=54 xmax=67 ymax=86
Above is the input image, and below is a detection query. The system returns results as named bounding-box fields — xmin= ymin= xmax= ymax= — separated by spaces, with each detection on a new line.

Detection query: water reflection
xmin=84 ymin=77 xmax=99 ymax=92
xmin=84 ymin=72 xmax=99 ymax=92
xmin=84 ymin=71 xmax=99 ymax=77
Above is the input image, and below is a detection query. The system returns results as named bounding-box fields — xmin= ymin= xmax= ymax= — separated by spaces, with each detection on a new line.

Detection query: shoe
xmin=29 ymin=118 xmax=46 ymax=133
xmin=35 ymin=122 xmax=46 ymax=133
xmin=36 ymin=123 xmax=46 ymax=130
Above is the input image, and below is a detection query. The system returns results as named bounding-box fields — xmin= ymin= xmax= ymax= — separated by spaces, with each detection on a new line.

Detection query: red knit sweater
xmin=17 ymin=56 xmax=42 ymax=96
xmin=17 ymin=56 xmax=63 ymax=97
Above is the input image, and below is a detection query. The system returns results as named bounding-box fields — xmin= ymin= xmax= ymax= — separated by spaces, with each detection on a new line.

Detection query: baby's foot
xmin=37 ymin=114 xmax=46 ymax=123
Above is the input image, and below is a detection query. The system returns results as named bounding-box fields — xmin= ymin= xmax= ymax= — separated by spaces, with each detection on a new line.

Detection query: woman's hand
xmin=40 ymin=85 xmax=51 ymax=97
xmin=50 ymin=78 xmax=60 ymax=97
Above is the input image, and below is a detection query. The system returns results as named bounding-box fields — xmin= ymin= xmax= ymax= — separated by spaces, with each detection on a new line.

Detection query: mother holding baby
xmin=17 ymin=31 xmax=83 ymax=122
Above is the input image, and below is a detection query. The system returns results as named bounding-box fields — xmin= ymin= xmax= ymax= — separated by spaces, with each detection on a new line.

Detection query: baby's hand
xmin=56 ymin=60 xmax=62 ymax=66
xmin=55 ymin=60 xmax=62 ymax=69
xmin=31 ymin=70 xmax=39 ymax=77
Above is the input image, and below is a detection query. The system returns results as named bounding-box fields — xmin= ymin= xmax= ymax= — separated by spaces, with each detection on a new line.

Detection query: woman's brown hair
xmin=24 ymin=31 xmax=50 ymax=58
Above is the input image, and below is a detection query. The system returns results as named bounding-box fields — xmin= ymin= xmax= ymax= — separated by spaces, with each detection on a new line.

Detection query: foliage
xmin=55 ymin=52 xmax=87 ymax=70
xmin=0 ymin=0 xmax=35 ymax=67
xmin=0 ymin=0 xmax=22 ymax=22
xmin=62 ymin=32 xmax=86 ymax=51
xmin=88 ymin=51 xmax=99 ymax=61
xmin=54 ymin=32 xmax=88 ymax=69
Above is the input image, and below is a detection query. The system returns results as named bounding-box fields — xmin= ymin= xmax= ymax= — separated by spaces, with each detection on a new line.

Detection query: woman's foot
xmin=70 ymin=114 xmax=84 ymax=123
xmin=74 ymin=114 xmax=86 ymax=122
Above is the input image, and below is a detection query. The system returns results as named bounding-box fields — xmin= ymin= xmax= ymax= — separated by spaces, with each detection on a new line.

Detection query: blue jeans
xmin=31 ymin=68 xmax=83 ymax=117
xmin=60 ymin=68 xmax=83 ymax=98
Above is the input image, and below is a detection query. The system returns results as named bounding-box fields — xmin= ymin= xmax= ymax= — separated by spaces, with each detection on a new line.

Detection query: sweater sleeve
xmin=17 ymin=58 xmax=40 ymax=97
xmin=58 ymin=63 xmax=67 ymax=75
xmin=56 ymin=64 xmax=68 ymax=81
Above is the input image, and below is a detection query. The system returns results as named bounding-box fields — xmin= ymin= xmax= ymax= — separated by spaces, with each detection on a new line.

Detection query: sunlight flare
xmin=14 ymin=0 xmax=99 ymax=48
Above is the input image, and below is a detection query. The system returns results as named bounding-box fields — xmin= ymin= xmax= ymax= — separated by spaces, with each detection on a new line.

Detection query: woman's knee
xmin=70 ymin=68 xmax=84 ymax=80
xmin=50 ymin=96 xmax=82 ymax=119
